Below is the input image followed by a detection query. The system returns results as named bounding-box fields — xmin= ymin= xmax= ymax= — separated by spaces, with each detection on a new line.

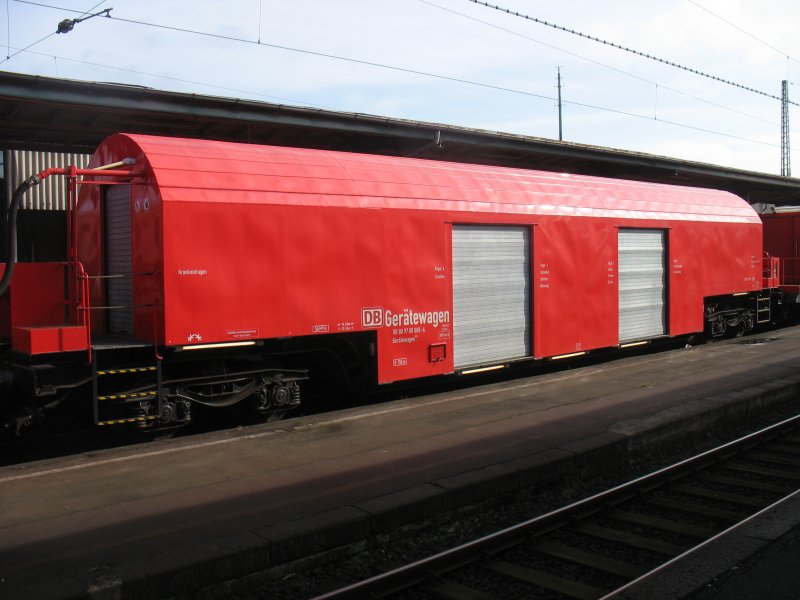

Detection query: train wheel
xmin=112 ymin=399 xmax=191 ymax=441
xmin=232 ymin=381 xmax=300 ymax=424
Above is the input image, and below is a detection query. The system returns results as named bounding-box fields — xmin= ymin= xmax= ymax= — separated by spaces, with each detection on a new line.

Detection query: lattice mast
xmin=782 ymin=79 xmax=791 ymax=177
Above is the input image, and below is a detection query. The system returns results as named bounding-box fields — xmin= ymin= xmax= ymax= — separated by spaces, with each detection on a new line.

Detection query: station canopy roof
xmin=0 ymin=70 xmax=798 ymax=206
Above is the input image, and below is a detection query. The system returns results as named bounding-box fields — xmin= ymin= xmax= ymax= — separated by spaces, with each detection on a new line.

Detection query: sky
xmin=1 ymin=0 xmax=799 ymax=175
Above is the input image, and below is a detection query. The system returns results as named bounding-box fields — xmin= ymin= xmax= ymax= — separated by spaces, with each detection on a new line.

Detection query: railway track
xmin=313 ymin=413 xmax=800 ymax=600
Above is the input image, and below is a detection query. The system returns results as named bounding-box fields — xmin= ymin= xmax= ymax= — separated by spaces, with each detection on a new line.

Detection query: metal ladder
xmin=92 ymin=359 xmax=162 ymax=427
xmin=756 ymin=291 xmax=772 ymax=324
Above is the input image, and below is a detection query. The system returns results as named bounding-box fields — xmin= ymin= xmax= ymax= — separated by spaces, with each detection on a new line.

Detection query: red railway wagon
xmin=762 ymin=211 xmax=800 ymax=301
xmin=0 ymin=134 xmax=778 ymax=434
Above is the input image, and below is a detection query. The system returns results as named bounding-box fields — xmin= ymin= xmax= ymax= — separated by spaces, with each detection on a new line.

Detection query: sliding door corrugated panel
xmin=618 ymin=229 xmax=666 ymax=342
xmin=453 ymin=225 xmax=531 ymax=368
xmin=105 ymin=185 xmax=133 ymax=335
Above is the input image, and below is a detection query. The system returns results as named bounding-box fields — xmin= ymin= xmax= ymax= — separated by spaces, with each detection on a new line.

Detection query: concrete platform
xmin=2 ymin=326 xmax=800 ymax=599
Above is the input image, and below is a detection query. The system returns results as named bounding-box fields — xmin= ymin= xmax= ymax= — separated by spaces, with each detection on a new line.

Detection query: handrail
xmin=84 ymin=272 xmax=157 ymax=280
xmin=64 ymin=162 xmax=138 ymax=325
xmin=75 ymin=261 xmax=93 ymax=363
xmin=3 ymin=161 xmax=147 ymax=362
xmin=762 ymin=254 xmax=781 ymax=288
xmin=153 ymin=304 xmax=163 ymax=361
xmin=82 ymin=304 xmax=156 ymax=310
xmin=74 ymin=262 xmax=163 ymax=362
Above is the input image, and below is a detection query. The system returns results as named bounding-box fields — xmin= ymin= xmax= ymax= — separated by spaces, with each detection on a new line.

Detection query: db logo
xmin=361 ymin=307 xmax=383 ymax=328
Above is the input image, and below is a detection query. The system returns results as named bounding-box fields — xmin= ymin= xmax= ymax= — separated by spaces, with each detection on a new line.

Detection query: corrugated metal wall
xmin=105 ymin=185 xmax=134 ymax=334
xmin=5 ymin=150 xmax=91 ymax=210
xmin=452 ymin=225 xmax=531 ymax=368
xmin=618 ymin=229 xmax=667 ymax=342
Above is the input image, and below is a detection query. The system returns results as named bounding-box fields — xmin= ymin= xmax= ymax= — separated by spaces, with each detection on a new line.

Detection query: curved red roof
xmin=113 ymin=133 xmax=760 ymax=224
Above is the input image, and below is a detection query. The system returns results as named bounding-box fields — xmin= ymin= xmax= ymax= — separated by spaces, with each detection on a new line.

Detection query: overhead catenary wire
xmin=418 ymin=0 xmax=784 ymax=129
xmin=1 ymin=0 xmax=105 ymax=64
xmin=8 ymin=0 xmax=800 ymax=153
xmin=686 ymin=0 xmax=799 ymax=65
xmin=7 ymin=45 xmax=337 ymax=110
xmin=6 ymin=44 xmax=793 ymax=154
xmin=14 ymin=0 xmax=791 ymax=124
xmin=7 ymin=0 xmax=564 ymax=101
xmin=257 ymin=0 xmax=262 ymax=44
xmin=467 ymin=0 xmax=800 ymax=107
xmin=5 ymin=0 xmax=10 ymax=58
xmin=8 ymin=0 xmax=625 ymax=112
xmin=0 ymin=29 xmax=55 ymax=64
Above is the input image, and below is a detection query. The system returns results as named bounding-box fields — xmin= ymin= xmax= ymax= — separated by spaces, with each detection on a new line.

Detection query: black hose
xmin=0 ymin=175 xmax=41 ymax=297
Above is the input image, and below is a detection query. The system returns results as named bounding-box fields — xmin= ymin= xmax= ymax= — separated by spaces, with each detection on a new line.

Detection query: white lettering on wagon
xmin=177 ymin=268 xmax=208 ymax=276
xmin=361 ymin=307 xmax=451 ymax=329
xmin=226 ymin=328 xmax=258 ymax=339
xmin=361 ymin=307 xmax=384 ymax=328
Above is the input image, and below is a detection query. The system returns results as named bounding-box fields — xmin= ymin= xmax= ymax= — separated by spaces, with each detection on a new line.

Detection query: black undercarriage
xmin=0 ymin=331 xmax=376 ymax=437
xmin=1 ymin=292 xmax=795 ymax=438
xmin=704 ymin=289 xmax=787 ymax=338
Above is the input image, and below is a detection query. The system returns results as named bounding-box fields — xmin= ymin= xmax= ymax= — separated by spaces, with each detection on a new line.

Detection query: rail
xmin=313 ymin=413 xmax=800 ymax=599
